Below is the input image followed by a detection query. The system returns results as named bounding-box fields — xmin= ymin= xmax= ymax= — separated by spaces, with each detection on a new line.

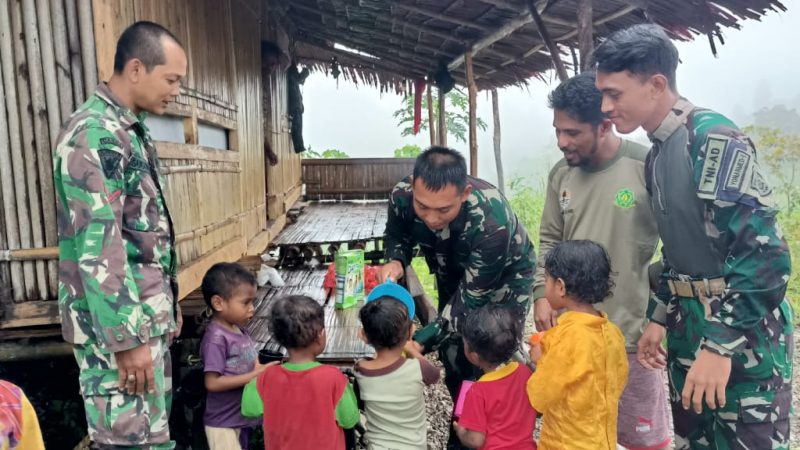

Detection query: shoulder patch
xmin=99 ymin=136 xmax=121 ymax=148
xmin=698 ymin=134 xmax=728 ymax=197
xmin=128 ymin=154 xmax=150 ymax=173
xmin=97 ymin=149 xmax=123 ymax=180
xmin=724 ymin=149 xmax=750 ymax=191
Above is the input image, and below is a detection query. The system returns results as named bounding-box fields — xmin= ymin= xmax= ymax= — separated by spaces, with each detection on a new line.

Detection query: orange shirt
xmin=527 ymin=311 xmax=628 ymax=450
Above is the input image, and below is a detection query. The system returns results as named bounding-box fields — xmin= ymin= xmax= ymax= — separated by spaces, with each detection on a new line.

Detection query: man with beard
xmin=534 ymin=72 xmax=670 ymax=449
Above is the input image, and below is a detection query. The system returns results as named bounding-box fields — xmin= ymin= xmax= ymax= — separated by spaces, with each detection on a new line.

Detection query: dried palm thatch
xmin=275 ymin=0 xmax=787 ymax=92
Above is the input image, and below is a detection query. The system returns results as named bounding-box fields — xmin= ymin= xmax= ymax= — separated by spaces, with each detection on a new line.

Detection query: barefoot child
xmin=527 ymin=240 xmax=628 ymax=449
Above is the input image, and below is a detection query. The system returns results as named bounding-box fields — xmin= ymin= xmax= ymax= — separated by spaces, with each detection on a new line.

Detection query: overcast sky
xmin=302 ymin=6 xmax=800 ymax=187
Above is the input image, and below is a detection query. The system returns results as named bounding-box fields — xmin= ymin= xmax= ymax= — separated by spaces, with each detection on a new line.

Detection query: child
xmin=200 ymin=262 xmax=266 ymax=450
xmin=355 ymin=282 xmax=441 ymax=449
xmin=257 ymin=295 xmax=360 ymax=449
xmin=527 ymin=240 xmax=628 ymax=449
xmin=454 ymin=305 xmax=537 ymax=450
xmin=0 ymin=380 xmax=44 ymax=450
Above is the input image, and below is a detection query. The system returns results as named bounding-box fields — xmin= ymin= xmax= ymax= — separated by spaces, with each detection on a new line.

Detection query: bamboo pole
xmin=0 ymin=32 xmax=25 ymax=302
xmin=525 ymin=0 xmax=569 ymax=82
xmin=465 ymin=50 xmax=478 ymax=177
xmin=491 ymin=88 xmax=505 ymax=194
xmin=10 ymin=0 xmax=45 ymax=299
xmin=438 ymin=87 xmax=447 ymax=147
xmin=36 ymin=0 xmax=62 ymax=142
xmin=427 ymin=84 xmax=436 ymax=147
xmin=22 ymin=0 xmax=59 ymax=299
xmin=65 ymin=0 xmax=85 ymax=102
xmin=577 ymin=0 xmax=593 ymax=72
xmin=77 ymin=0 xmax=97 ymax=89
xmin=51 ymin=0 xmax=75 ymax=117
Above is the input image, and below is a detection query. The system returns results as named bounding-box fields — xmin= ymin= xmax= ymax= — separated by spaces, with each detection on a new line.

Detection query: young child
xmin=527 ymin=240 xmax=628 ymax=449
xmin=200 ymin=262 xmax=266 ymax=450
xmin=354 ymin=282 xmax=441 ymax=449
xmin=257 ymin=295 xmax=360 ymax=449
xmin=454 ymin=305 xmax=537 ymax=450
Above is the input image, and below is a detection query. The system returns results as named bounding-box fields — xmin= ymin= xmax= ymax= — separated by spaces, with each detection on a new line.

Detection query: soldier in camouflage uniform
xmin=379 ymin=146 xmax=536 ymax=449
xmin=595 ymin=24 xmax=793 ymax=449
xmin=53 ymin=22 xmax=187 ymax=449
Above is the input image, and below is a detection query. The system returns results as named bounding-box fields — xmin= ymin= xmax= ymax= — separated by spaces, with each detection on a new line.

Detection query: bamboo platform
xmin=245 ymin=268 xmax=373 ymax=363
xmin=272 ymin=201 xmax=387 ymax=246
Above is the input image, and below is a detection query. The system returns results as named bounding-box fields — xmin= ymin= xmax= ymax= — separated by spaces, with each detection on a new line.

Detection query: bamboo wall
xmin=302 ymin=158 xmax=415 ymax=200
xmin=0 ymin=0 xmax=301 ymax=331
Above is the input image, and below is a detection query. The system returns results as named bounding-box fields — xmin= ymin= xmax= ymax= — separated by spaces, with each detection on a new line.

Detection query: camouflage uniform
xmin=54 ymin=83 xmax=177 ymax=449
xmin=646 ymin=98 xmax=793 ymax=449
xmin=384 ymin=176 xmax=536 ymax=447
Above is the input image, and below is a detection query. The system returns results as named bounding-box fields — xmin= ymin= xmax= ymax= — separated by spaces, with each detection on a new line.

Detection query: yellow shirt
xmin=527 ymin=311 xmax=628 ymax=450
xmin=0 ymin=381 xmax=44 ymax=450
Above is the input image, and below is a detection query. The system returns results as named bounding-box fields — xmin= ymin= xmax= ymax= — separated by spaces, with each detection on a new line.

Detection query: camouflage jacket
xmin=646 ymin=98 xmax=792 ymax=356
xmin=384 ymin=176 xmax=536 ymax=329
xmin=53 ymin=83 xmax=177 ymax=352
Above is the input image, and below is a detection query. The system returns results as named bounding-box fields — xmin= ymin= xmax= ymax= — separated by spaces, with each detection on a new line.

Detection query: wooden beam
xmin=525 ymin=0 xmax=568 ymax=81
xmin=0 ymin=300 xmax=60 ymax=329
xmin=478 ymin=0 xmax=576 ymax=27
xmin=177 ymin=237 xmax=245 ymax=299
xmin=577 ymin=0 xmax=593 ymax=71
xmin=438 ymin=88 xmax=447 ymax=147
xmin=392 ymin=3 xmax=494 ymax=33
xmin=491 ymin=88 xmax=505 ymax=194
xmin=485 ymin=5 xmax=637 ymax=76
xmin=448 ymin=10 xmax=539 ymax=71
xmin=465 ymin=50 xmax=478 ymax=177
xmin=296 ymin=41 xmax=422 ymax=79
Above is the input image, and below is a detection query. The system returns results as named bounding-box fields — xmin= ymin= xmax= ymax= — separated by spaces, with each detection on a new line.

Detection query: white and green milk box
xmin=334 ymin=249 xmax=364 ymax=309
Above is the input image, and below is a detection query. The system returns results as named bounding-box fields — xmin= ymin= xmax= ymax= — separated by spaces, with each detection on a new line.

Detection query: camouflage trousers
xmin=73 ymin=335 xmax=174 ymax=449
xmin=666 ymin=296 xmax=793 ymax=450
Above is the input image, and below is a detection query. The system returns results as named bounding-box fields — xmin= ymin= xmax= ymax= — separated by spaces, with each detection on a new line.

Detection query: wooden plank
xmin=156 ymin=142 xmax=241 ymax=163
xmin=91 ymin=0 xmax=134 ymax=82
xmin=177 ymin=236 xmax=245 ymax=299
xmin=0 ymin=300 xmax=60 ymax=329
xmin=246 ymin=214 xmax=287 ymax=256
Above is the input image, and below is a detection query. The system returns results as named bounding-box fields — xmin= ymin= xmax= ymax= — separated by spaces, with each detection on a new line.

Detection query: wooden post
xmin=12 ymin=0 xmax=47 ymax=299
xmin=525 ymin=0 xmax=569 ymax=82
xmin=426 ymin=84 xmax=436 ymax=147
xmin=437 ymin=88 xmax=447 ymax=147
xmin=465 ymin=50 xmax=478 ymax=177
xmin=491 ymin=88 xmax=505 ymax=194
xmin=22 ymin=0 xmax=59 ymax=298
xmin=577 ymin=0 xmax=593 ymax=71
xmin=0 ymin=0 xmax=34 ymax=300
xmin=35 ymin=0 xmax=62 ymax=142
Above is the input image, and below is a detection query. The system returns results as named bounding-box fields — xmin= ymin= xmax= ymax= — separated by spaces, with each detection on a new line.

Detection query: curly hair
xmin=462 ymin=305 xmax=523 ymax=365
xmin=544 ymin=240 xmax=615 ymax=304
xmin=268 ymin=295 xmax=324 ymax=349
xmin=548 ymin=71 xmax=605 ymax=126
xmin=201 ymin=262 xmax=257 ymax=309
xmin=359 ymin=297 xmax=412 ymax=350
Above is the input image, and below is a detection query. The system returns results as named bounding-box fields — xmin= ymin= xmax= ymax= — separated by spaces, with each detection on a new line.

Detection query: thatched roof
xmin=274 ymin=0 xmax=787 ymax=92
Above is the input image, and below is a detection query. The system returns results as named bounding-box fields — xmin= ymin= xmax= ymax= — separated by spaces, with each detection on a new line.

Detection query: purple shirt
xmin=201 ymin=320 xmax=261 ymax=429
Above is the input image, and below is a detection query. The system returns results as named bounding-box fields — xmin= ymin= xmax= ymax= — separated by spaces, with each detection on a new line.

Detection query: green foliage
xmin=393 ymin=90 xmax=487 ymax=144
xmin=394 ymin=144 xmax=423 ymax=158
xmin=302 ymin=146 xmax=350 ymax=159
xmin=744 ymin=126 xmax=800 ymax=213
xmin=507 ymin=177 xmax=545 ymax=245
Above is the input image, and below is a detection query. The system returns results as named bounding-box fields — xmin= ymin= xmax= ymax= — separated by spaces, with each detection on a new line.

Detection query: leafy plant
xmin=393 ymin=90 xmax=487 ymax=144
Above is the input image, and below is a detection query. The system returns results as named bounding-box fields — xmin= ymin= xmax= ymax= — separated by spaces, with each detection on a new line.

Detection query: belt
xmin=666 ymin=273 xmax=726 ymax=298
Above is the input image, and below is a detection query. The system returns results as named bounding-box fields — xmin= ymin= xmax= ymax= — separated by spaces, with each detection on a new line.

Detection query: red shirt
xmin=458 ymin=362 xmax=537 ymax=450
xmin=257 ymin=362 xmax=349 ymax=450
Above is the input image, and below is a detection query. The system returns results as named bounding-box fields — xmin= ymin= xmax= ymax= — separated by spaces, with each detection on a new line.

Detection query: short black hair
xmin=548 ymin=71 xmax=605 ymax=126
xmin=359 ymin=297 xmax=412 ymax=350
xmin=201 ymin=262 xmax=257 ymax=309
xmin=269 ymin=295 xmax=325 ymax=349
xmin=593 ymin=24 xmax=679 ymax=91
xmin=462 ymin=305 xmax=522 ymax=365
xmin=113 ymin=21 xmax=182 ymax=74
xmin=544 ymin=240 xmax=615 ymax=304
xmin=413 ymin=146 xmax=468 ymax=191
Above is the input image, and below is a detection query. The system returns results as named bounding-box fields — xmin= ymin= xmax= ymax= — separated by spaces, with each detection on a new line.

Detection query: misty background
xmin=300 ymin=5 xmax=800 ymax=188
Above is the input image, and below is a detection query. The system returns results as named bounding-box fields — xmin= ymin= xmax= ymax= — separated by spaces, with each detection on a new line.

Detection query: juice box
xmin=334 ymin=249 xmax=364 ymax=309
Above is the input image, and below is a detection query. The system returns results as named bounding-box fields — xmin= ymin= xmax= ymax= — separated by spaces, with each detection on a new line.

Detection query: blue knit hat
xmin=365 ymin=281 xmax=416 ymax=319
